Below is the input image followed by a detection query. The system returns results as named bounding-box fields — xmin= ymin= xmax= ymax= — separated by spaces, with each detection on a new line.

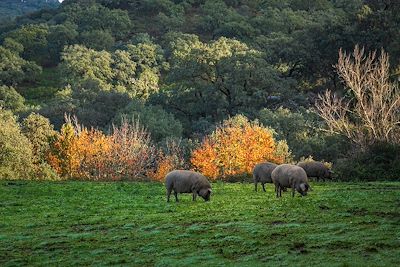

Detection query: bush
xmin=0 ymin=108 xmax=34 ymax=180
xmin=21 ymin=113 xmax=59 ymax=179
xmin=21 ymin=113 xmax=57 ymax=164
xmin=191 ymin=115 xmax=289 ymax=180
xmin=108 ymin=120 xmax=155 ymax=180
xmin=334 ymin=142 xmax=400 ymax=181
xmin=36 ymin=162 xmax=60 ymax=181
xmin=47 ymin=121 xmax=80 ymax=179
xmin=258 ymin=107 xmax=350 ymax=161
xmin=147 ymin=138 xmax=187 ymax=181
xmin=48 ymin=116 xmax=155 ymax=181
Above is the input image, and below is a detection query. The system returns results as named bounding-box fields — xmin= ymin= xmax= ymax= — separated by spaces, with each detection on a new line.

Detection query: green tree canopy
xmin=155 ymin=36 xmax=295 ymax=134
xmin=0 ymin=86 xmax=27 ymax=113
xmin=115 ymin=101 xmax=183 ymax=143
xmin=61 ymin=2 xmax=132 ymax=39
xmin=61 ymin=42 xmax=165 ymax=99
xmin=47 ymin=22 xmax=79 ymax=64
xmin=5 ymin=24 xmax=50 ymax=65
xmin=0 ymin=45 xmax=42 ymax=86
xmin=0 ymin=108 xmax=34 ymax=180
xmin=21 ymin=113 xmax=57 ymax=165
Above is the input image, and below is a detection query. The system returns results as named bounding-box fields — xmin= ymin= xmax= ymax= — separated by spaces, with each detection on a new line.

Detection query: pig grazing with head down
xmin=297 ymin=161 xmax=333 ymax=181
xmin=271 ymin=164 xmax=310 ymax=198
xmin=253 ymin=162 xmax=277 ymax=192
xmin=165 ymin=170 xmax=212 ymax=202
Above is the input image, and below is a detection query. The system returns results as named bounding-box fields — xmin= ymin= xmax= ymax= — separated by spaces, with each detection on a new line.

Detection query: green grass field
xmin=1 ymin=181 xmax=399 ymax=266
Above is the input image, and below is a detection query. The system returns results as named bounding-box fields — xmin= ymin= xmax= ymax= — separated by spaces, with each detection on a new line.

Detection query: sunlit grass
xmin=0 ymin=181 xmax=399 ymax=266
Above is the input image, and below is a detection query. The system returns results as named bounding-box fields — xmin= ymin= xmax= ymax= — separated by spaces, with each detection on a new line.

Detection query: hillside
xmin=0 ymin=0 xmax=399 ymax=181
xmin=0 ymin=0 xmax=59 ymax=20
xmin=0 ymin=2 xmax=399 ymax=265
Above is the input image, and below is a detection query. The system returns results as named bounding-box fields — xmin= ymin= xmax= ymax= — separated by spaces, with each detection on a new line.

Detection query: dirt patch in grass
xmin=271 ymin=220 xmax=286 ymax=225
xmin=327 ymin=240 xmax=354 ymax=250
xmin=371 ymin=211 xmax=400 ymax=219
xmin=319 ymin=204 xmax=330 ymax=210
xmin=290 ymin=242 xmax=308 ymax=254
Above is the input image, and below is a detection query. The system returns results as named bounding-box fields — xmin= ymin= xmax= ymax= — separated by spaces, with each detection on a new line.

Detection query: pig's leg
xmin=167 ymin=188 xmax=172 ymax=202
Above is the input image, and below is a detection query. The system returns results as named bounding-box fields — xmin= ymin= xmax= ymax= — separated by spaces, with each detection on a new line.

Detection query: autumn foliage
xmin=48 ymin=116 xmax=154 ymax=180
xmin=147 ymin=138 xmax=187 ymax=181
xmin=191 ymin=115 xmax=288 ymax=180
xmin=47 ymin=115 xmax=290 ymax=181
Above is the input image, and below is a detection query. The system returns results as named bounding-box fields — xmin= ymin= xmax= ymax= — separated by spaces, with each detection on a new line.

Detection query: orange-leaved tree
xmin=77 ymin=128 xmax=112 ymax=180
xmin=48 ymin=116 xmax=112 ymax=180
xmin=191 ymin=115 xmax=288 ymax=180
xmin=48 ymin=116 xmax=155 ymax=181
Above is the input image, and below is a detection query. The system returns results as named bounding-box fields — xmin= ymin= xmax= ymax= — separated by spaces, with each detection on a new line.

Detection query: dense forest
xmin=0 ymin=0 xmax=399 ymax=181
xmin=0 ymin=0 xmax=60 ymax=20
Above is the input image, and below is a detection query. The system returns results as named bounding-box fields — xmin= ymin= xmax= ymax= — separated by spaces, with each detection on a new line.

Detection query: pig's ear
xmin=208 ymin=188 xmax=212 ymax=194
xmin=300 ymin=183 xmax=306 ymax=192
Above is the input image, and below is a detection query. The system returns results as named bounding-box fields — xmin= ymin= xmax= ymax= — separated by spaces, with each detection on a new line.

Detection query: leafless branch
xmin=316 ymin=45 xmax=400 ymax=149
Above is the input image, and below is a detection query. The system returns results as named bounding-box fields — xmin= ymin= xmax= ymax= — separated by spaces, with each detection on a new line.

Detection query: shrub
xmin=21 ymin=113 xmax=59 ymax=179
xmin=334 ymin=142 xmax=400 ymax=181
xmin=0 ymin=108 xmax=34 ymax=180
xmin=73 ymin=127 xmax=113 ymax=180
xmin=48 ymin=121 xmax=81 ymax=179
xmin=258 ymin=107 xmax=349 ymax=161
xmin=275 ymin=140 xmax=293 ymax=164
xmin=191 ymin=115 xmax=288 ymax=180
xmin=147 ymin=138 xmax=187 ymax=181
xmin=21 ymin=113 xmax=57 ymax=164
xmin=36 ymin=163 xmax=60 ymax=181
xmin=48 ymin=116 xmax=155 ymax=181
xmin=107 ymin=120 xmax=155 ymax=180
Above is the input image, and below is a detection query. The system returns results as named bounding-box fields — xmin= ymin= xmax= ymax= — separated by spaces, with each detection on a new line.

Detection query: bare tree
xmin=316 ymin=46 xmax=400 ymax=149
xmin=109 ymin=118 xmax=155 ymax=180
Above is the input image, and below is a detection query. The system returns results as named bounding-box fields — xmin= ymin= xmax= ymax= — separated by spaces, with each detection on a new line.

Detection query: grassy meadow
xmin=0 ymin=181 xmax=399 ymax=266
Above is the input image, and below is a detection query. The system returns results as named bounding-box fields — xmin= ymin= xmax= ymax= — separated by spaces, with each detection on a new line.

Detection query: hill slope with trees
xmin=0 ymin=0 xmax=59 ymax=20
xmin=0 ymin=0 xmax=399 ymax=181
